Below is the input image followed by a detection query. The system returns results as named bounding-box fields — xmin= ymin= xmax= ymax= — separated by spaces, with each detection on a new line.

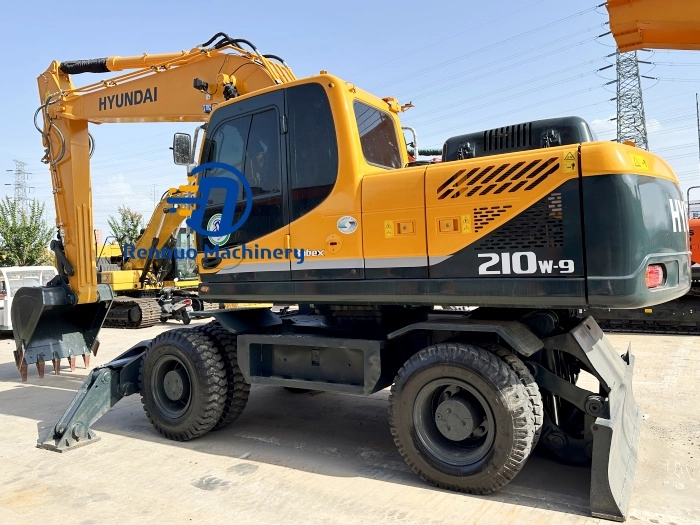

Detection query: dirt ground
xmin=0 ymin=320 xmax=697 ymax=525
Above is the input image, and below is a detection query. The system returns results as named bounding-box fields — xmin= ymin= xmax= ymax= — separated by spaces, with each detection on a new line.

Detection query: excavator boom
xmin=14 ymin=34 xmax=295 ymax=376
xmin=606 ymin=0 xmax=700 ymax=52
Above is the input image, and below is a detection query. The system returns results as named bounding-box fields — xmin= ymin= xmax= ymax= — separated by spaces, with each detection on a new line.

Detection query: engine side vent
xmin=437 ymin=157 xmax=559 ymax=200
xmin=474 ymin=192 xmax=564 ymax=251
xmin=474 ymin=206 xmax=513 ymax=232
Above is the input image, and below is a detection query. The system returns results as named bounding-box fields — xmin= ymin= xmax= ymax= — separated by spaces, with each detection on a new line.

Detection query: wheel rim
xmin=413 ymin=378 xmax=496 ymax=466
xmin=151 ymin=352 xmax=192 ymax=419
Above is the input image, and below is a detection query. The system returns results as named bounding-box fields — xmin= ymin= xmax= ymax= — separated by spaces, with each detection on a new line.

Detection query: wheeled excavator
xmin=12 ymin=32 xmax=692 ymax=521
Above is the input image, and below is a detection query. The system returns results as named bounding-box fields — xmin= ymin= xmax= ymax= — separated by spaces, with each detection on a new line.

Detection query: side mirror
xmin=172 ymin=133 xmax=192 ymax=165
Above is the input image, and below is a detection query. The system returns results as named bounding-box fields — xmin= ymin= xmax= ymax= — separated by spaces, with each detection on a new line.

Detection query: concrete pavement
xmin=0 ymin=321 xmax=697 ymax=525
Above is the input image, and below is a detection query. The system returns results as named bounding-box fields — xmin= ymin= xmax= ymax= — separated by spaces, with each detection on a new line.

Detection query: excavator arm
xmin=121 ymin=188 xmax=190 ymax=283
xmin=13 ymin=33 xmax=295 ymax=375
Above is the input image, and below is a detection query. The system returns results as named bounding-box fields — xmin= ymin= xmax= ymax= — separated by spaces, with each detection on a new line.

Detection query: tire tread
xmin=197 ymin=321 xmax=250 ymax=430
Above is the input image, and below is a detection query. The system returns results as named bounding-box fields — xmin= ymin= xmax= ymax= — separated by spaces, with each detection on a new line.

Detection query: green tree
xmin=0 ymin=197 xmax=54 ymax=267
xmin=108 ymin=206 xmax=144 ymax=246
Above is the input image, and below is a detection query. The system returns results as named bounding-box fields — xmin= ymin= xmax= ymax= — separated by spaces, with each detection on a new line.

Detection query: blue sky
xmin=1 ymin=0 xmax=699 ymax=238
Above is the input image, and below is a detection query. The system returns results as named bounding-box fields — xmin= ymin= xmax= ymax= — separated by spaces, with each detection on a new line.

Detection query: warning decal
xmin=461 ymin=214 xmax=472 ymax=234
xmin=384 ymin=220 xmax=394 ymax=238
xmin=630 ymin=154 xmax=649 ymax=170
xmin=563 ymin=150 xmax=576 ymax=173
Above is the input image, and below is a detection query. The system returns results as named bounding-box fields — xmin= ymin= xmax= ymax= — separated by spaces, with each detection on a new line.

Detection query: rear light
xmin=645 ymin=264 xmax=665 ymax=289
xmin=183 ymin=299 xmax=192 ymax=306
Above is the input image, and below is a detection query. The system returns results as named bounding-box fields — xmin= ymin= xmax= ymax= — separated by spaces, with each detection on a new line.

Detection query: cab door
xmin=284 ymin=83 xmax=364 ymax=280
xmin=197 ymin=90 xmax=291 ymax=281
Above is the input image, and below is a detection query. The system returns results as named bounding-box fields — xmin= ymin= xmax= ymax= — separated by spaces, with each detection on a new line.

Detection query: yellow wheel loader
xmin=12 ymin=32 xmax=694 ymax=521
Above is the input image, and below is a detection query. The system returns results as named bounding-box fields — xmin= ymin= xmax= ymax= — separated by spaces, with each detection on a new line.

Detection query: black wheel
xmin=388 ymin=343 xmax=535 ymax=494
xmin=140 ymin=329 xmax=226 ymax=441
xmin=181 ymin=311 xmax=191 ymax=325
xmin=198 ymin=321 xmax=250 ymax=430
xmin=486 ymin=344 xmax=543 ymax=450
xmin=190 ymin=298 xmax=204 ymax=312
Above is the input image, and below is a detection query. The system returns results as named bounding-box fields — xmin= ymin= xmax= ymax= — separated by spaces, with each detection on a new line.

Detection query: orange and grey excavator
xmin=12 ymin=31 xmax=692 ymax=521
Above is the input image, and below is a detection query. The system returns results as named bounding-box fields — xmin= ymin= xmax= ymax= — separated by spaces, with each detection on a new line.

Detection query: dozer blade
xmin=569 ymin=318 xmax=642 ymax=521
xmin=11 ymin=284 xmax=114 ymax=380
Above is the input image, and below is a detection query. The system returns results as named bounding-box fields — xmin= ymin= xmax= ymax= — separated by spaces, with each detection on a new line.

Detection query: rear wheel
xmin=140 ymin=329 xmax=226 ymax=440
xmin=486 ymin=344 xmax=543 ymax=450
xmin=389 ymin=343 xmax=535 ymax=494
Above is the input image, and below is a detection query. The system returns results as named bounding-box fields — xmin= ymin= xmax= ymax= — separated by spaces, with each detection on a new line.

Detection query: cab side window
xmin=204 ymin=116 xmax=251 ymax=203
xmin=353 ymin=101 xmax=402 ymax=169
xmin=244 ymin=110 xmax=281 ymax=196
xmin=287 ymin=83 xmax=339 ymax=220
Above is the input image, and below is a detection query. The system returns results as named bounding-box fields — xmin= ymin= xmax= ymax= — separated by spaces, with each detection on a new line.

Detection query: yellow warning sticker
xmin=630 ymin=154 xmax=649 ymax=170
xmin=461 ymin=214 xmax=472 ymax=234
xmin=563 ymin=150 xmax=576 ymax=172
xmin=384 ymin=220 xmax=394 ymax=238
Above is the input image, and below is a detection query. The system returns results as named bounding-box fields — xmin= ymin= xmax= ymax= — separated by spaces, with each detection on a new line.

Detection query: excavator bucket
xmin=11 ymin=284 xmax=114 ymax=381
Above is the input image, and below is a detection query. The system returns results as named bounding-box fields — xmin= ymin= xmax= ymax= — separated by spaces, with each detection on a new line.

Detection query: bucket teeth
xmin=16 ymin=353 xmax=93 ymax=380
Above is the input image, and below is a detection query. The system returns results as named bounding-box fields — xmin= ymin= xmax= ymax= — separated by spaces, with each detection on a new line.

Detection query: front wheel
xmin=388 ymin=343 xmax=535 ymax=494
xmin=140 ymin=329 xmax=226 ymax=441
